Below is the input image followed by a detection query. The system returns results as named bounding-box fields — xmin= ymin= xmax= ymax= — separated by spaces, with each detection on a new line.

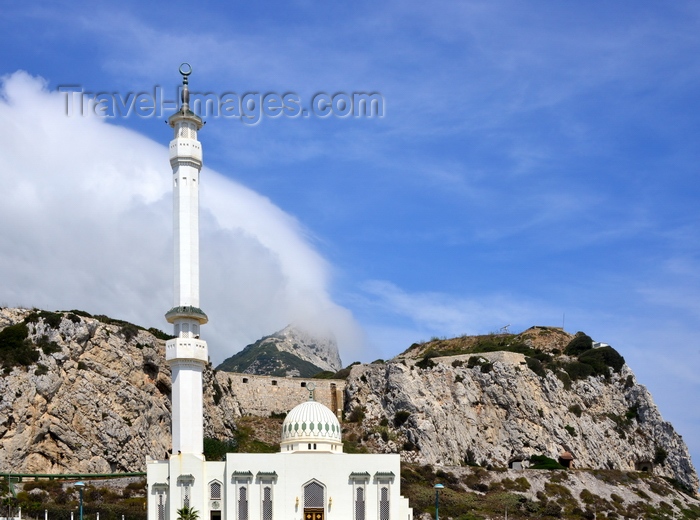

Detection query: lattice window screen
xmin=210 ymin=482 xmax=222 ymax=500
xmin=157 ymin=493 xmax=165 ymax=520
xmin=183 ymin=485 xmax=191 ymax=508
xmin=355 ymin=487 xmax=365 ymax=520
xmin=304 ymin=482 xmax=324 ymax=509
xmin=262 ymin=486 xmax=273 ymax=520
xmin=379 ymin=486 xmax=390 ymax=520
xmin=238 ymin=486 xmax=249 ymax=520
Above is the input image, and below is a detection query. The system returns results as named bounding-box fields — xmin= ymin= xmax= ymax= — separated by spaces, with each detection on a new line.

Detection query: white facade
xmin=147 ymin=398 xmax=413 ymax=520
xmin=147 ymin=67 xmax=412 ymax=520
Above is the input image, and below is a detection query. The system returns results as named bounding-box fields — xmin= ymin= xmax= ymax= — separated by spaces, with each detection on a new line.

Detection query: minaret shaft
xmin=164 ymin=66 xmax=208 ymax=457
xmin=173 ymin=161 xmax=201 ymax=308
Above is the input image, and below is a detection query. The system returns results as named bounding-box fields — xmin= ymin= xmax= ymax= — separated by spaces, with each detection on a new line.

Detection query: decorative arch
xmin=209 ymin=480 xmax=223 ymax=501
xmin=303 ymin=479 xmax=326 ymax=509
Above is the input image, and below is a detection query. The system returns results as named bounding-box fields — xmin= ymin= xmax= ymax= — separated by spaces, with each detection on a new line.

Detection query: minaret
xmin=165 ymin=63 xmax=208 ymax=456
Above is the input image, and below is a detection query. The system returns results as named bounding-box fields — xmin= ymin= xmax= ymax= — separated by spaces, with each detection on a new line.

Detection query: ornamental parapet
xmin=169 ymin=139 xmax=202 ymax=166
xmin=165 ymin=337 xmax=208 ymax=363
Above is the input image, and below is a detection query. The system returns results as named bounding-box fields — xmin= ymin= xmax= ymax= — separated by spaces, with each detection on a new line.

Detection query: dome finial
xmin=179 ymin=63 xmax=192 ymax=84
xmin=307 ymin=382 xmax=316 ymax=401
xmin=179 ymin=63 xmax=192 ymax=109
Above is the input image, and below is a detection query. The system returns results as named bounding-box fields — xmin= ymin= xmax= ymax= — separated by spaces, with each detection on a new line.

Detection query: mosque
xmin=146 ymin=66 xmax=413 ymax=520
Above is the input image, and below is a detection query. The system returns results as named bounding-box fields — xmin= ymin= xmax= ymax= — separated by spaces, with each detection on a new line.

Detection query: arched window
xmin=238 ymin=486 xmax=248 ymax=520
xmin=183 ymin=484 xmax=191 ymax=508
xmin=262 ymin=486 xmax=273 ymax=520
xmin=210 ymin=481 xmax=222 ymax=500
xmin=304 ymin=481 xmax=324 ymax=509
xmin=379 ymin=486 xmax=390 ymax=520
xmin=158 ymin=493 xmax=166 ymax=520
xmin=355 ymin=487 xmax=365 ymax=520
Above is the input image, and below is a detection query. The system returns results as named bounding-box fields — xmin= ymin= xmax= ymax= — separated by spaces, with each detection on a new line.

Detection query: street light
xmin=75 ymin=481 xmax=85 ymax=520
xmin=434 ymin=483 xmax=444 ymax=520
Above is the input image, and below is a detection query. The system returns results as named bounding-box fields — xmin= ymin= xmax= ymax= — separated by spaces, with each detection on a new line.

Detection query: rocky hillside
xmin=216 ymin=324 xmax=342 ymax=376
xmin=0 ymin=307 xmax=239 ymax=474
xmin=344 ymin=327 xmax=699 ymax=492
xmin=1 ymin=308 xmax=697 ymax=501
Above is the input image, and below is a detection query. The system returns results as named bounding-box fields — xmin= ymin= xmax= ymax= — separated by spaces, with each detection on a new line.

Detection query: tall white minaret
xmin=164 ymin=63 xmax=208 ymax=456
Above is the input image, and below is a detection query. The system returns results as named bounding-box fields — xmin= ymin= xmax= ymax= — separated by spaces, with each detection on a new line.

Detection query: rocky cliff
xmin=216 ymin=324 xmax=342 ymax=376
xmin=344 ymin=328 xmax=699 ymax=491
xmin=0 ymin=308 xmax=696 ymax=495
xmin=0 ymin=308 xmax=238 ymax=474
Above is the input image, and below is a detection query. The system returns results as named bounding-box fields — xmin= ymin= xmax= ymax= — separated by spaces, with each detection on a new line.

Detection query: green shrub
xmin=526 ymin=357 xmax=546 ymax=377
xmin=529 ymin=455 xmax=565 ymax=470
xmin=0 ymin=323 xmax=39 ymax=368
xmin=563 ymin=360 xmax=594 ymax=381
xmin=467 ymin=356 xmax=486 ymax=368
xmin=347 ymin=405 xmax=365 ymax=423
xmin=35 ymin=363 xmax=49 ymax=376
xmin=654 ymin=446 xmax=668 ymax=465
xmin=119 ymin=323 xmax=140 ymax=342
xmin=148 ymin=327 xmax=175 ymax=341
xmin=311 ymin=370 xmax=334 ymax=379
xmin=555 ymin=370 xmax=571 ymax=390
xmin=329 ymin=362 xmax=360 ymax=379
xmin=416 ymin=351 xmax=438 ymax=369
xmin=37 ymin=337 xmax=61 ymax=355
xmin=203 ymin=437 xmax=238 ymax=460
xmin=564 ymin=425 xmax=577 ymax=437
xmin=569 ymin=404 xmax=583 ymax=417
xmin=394 ymin=410 xmax=411 ymax=427
xmin=579 ymin=346 xmax=625 ymax=375
xmin=565 ymin=332 xmax=593 ymax=356
xmin=24 ymin=311 xmax=64 ymax=329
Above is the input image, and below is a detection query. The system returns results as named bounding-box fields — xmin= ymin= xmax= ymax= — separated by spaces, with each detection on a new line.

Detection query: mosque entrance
xmin=304 ymin=509 xmax=324 ymax=520
xmin=304 ymin=481 xmax=325 ymax=520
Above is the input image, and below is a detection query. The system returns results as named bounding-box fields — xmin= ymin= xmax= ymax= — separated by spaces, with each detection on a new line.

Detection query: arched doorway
xmin=304 ymin=481 xmax=325 ymax=520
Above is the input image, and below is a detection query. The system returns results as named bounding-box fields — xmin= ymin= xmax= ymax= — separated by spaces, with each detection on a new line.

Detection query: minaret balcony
xmin=169 ymin=139 xmax=202 ymax=165
xmin=165 ymin=337 xmax=208 ymax=363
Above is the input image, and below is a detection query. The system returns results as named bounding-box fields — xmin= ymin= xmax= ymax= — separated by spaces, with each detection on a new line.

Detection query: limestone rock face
xmin=216 ymin=324 xmax=343 ymax=376
xmin=0 ymin=308 xmax=238 ymax=474
xmin=344 ymin=352 xmax=699 ymax=491
xmin=270 ymin=325 xmax=342 ymax=372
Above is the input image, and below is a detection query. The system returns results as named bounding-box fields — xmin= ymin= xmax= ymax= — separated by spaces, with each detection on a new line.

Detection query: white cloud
xmin=0 ymin=71 xmax=364 ymax=364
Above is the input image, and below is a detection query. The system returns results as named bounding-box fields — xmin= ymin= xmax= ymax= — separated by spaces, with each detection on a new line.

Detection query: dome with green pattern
xmin=280 ymin=395 xmax=342 ymax=452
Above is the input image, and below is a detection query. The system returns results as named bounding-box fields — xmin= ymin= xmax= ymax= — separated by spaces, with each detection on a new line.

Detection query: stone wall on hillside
xmin=212 ymin=371 xmax=345 ymax=418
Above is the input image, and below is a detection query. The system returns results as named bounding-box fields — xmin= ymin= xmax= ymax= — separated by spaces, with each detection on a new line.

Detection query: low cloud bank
xmin=0 ymin=71 xmax=365 ymax=364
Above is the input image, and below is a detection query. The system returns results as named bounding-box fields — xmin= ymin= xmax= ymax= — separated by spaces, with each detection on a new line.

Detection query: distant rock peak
xmin=216 ymin=324 xmax=342 ymax=377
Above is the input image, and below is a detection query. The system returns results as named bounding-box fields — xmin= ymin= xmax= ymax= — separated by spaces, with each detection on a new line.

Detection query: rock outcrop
xmin=1 ymin=309 xmax=696 ymax=495
xmin=0 ymin=308 xmax=238 ymax=474
xmin=216 ymin=324 xmax=342 ymax=376
xmin=343 ymin=330 xmax=698 ymax=491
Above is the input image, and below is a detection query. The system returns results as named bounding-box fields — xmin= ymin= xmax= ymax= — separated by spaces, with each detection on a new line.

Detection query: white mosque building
xmin=146 ymin=66 xmax=413 ymax=520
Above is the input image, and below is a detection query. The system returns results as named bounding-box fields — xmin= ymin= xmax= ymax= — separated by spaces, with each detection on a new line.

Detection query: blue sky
xmin=1 ymin=1 xmax=699 ymax=471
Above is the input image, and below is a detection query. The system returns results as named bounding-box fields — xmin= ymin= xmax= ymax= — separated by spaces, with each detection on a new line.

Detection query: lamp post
xmin=75 ymin=482 xmax=85 ymax=520
xmin=434 ymin=483 xmax=444 ymax=520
